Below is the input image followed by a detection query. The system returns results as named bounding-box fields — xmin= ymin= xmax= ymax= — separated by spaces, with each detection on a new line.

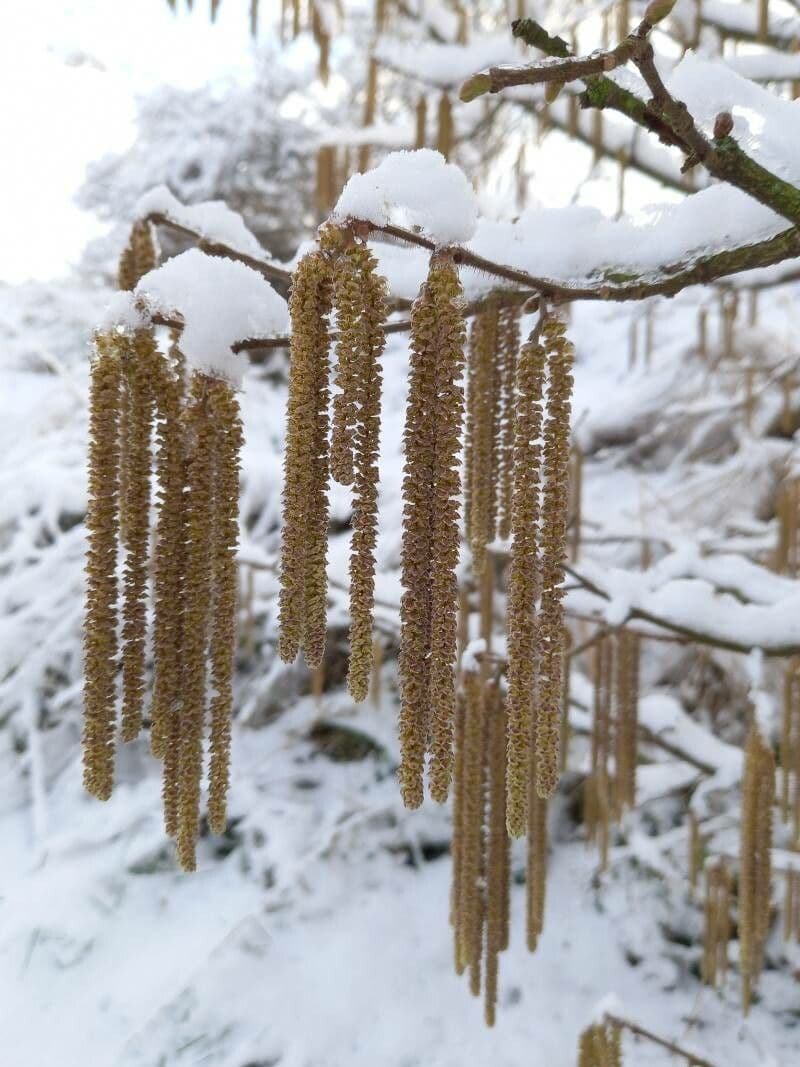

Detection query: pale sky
xmin=0 ymin=0 xmax=258 ymax=283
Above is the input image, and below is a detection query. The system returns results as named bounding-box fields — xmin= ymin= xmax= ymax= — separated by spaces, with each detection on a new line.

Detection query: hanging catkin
xmin=577 ymin=1020 xmax=623 ymax=1067
xmin=83 ymin=334 xmax=123 ymax=801
xmin=454 ymin=669 xmax=487 ymax=980
xmin=176 ymin=375 xmax=216 ymax=872
xmin=783 ymin=869 xmax=800 ymax=942
xmin=526 ymin=718 xmax=549 ymax=950
xmin=496 ymin=305 xmax=520 ymax=542
xmin=613 ymin=630 xmax=639 ymax=811
xmin=505 ymin=332 xmax=546 ymax=837
xmin=535 ymin=316 xmax=575 ymax=798
xmin=781 ymin=658 xmax=800 ymax=842
xmin=427 ymin=259 xmax=467 ymax=801
xmin=345 ymin=243 xmax=388 ymax=702
xmin=206 ymin=379 xmax=243 ymax=834
xmin=467 ymin=306 xmax=498 ymax=576
xmin=398 ymin=255 xmax=465 ymax=806
xmin=120 ymin=331 xmax=158 ymax=744
xmin=278 ymin=250 xmax=333 ymax=666
xmin=585 ymin=635 xmax=613 ymax=868
xmin=117 ymin=220 xmax=157 ymax=292
xmin=436 ymin=92 xmax=454 ymax=160
xmin=703 ymin=859 xmax=731 ymax=988
xmin=484 ymin=684 xmax=509 ymax=1027
xmin=415 ymin=95 xmax=427 ymax=148
xmin=739 ymin=723 xmax=775 ymax=1014
xmin=151 ymin=354 xmax=187 ymax=764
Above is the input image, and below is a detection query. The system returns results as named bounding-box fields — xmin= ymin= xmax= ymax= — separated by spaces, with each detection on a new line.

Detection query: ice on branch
xmin=135 ymin=185 xmax=270 ymax=260
xmin=104 ymin=249 xmax=289 ymax=385
xmin=332 ymin=149 xmax=478 ymax=245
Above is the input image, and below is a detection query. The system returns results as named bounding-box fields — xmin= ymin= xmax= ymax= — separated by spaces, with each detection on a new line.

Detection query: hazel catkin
xmin=83 ymin=333 xmax=123 ymax=801
xmin=535 ymin=316 xmax=575 ymax=799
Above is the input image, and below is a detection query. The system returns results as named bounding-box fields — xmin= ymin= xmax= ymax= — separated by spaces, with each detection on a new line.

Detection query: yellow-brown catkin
xmin=535 ymin=317 xmax=575 ymax=799
xmin=569 ymin=444 xmax=583 ymax=562
xmin=415 ymin=95 xmax=427 ymax=148
xmin=527 ymin=704 xmax=549 ymax=951
xmin=613 ymin=630 xmax=639 ymax=811
xmin=689 ymin=811 xmax=702 ymax=898
xmin=370 ymin=637 xmax=383 ymax=708
xmin=586 ymin=636 xmax=613 ymax=868
xmin=781 ymin=658 xmax=800 ymax=842
xmin=316 ymin=146 xmax=335 ymax=218
xmin=151 ymin=354 xmax=186 ymax=763
xmin=783 ymin=869 xmax=800 ymax=942
xmin=451 ymin=689 xmax=467 ymax=967
xmin=120 ymin=330 xmax=158 ymax=744
xmin=505 ymin=335 xmax=546 ymax=837
xmin=398 ymin=257 xmax=464 ymax=806
xmin=578 ymin=1021 xmax=623 ymax=1067
xmin=398 ymin=273 xmax=437 ymax=808
xmin=83 ymin=334 xmax=123 ymax=801
xmin=358 ymin=57 xmax=379 ymax=173
xmin=467 ymin=307 xmax=499 ymax=576
xmin=345 ymin=245 xmax=388 ymax=702
xmin=436 ymin=92 xmax=454 ymax=160
xmin=427 ymin=259 xmax=466 ymax=802
xmin=456 ymin=670 xmax=486 ymax=981
xmin=739 ymin=723 xmax=775 ymax=1013
xmin=496 ymin=305 xmax=520 ymax=542
xmin=176 ymin=375 xmax=216 ymax=872
xmin=117 ymin=220 xmax=157 ymax=292
xmin=207 ymin=379 xmax=243 ymax=835
xmin=484 ymin=685 xmax=509 ymax=1026
xmin=703 ymin=860 xmax=731 ymax=987
xmin=330 ymin=246 xmax=361 ymax=486
xmin=278 ymin=251 xmax=332 ymax=665
xmin=460 ymin=670 xmax=486 ymax=994
xmin=311 ymin=4 xmax=330 ymax=83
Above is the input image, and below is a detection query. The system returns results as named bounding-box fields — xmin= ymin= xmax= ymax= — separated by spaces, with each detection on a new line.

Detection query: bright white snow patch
xmin=134 ymin=249 xmax=288 ymax=385
xmin=333 ymin=149 xmax=479 ymax=245
xmin=135 ymin=185 xmax=269 ymax=260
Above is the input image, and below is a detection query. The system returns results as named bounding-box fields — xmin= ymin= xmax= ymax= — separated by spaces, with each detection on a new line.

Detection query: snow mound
xmin=105 ymin=249 xmax=289 ymax=385
xmin=333 ymin=149 xmax=479 ymax=245
xmin=135 ymin=185 xmax=269 ymax=260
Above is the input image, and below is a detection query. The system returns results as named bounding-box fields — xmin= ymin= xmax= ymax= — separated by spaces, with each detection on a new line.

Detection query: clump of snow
xmin=668 ymin=53 xmax=800 ymax=181
xmin=133 ymin=249 xmax=289 ymax=385
xmin=374 ymin=34 xmax=519 ymax=88
xmin=332 ymin=149 xmax=479 ymax=245
xmin=98 ymin=291 xmax=147 ymax=332
xmin=135 ymin=185 xmax=270 ymax=261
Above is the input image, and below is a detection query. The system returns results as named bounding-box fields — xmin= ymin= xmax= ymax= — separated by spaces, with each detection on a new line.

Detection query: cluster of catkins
xmin=450 ymin=664 xmax=548 ymax=1027
xmin=278 ymin=224 xmax=387 ymax=702
xmin=279 ymin=237 xmax=578 ymax=823
xmin=83 ymin=224 xmax=244 ymax=872
xmin=577 ymin=1020 xmax=623 ymax=1066
xmin=583 ymin=630 xmax=640 ymax=869
xmin=698 ymin=721 xmax=775 ymax=1011
xmin=738 ymin=723 xmax=775 ymax=1013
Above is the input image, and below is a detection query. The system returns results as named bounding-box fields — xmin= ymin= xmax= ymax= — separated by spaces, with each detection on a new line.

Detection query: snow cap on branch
xmin=135 ymin=185 xmax=270 ymax=260
xmin=332 ymin=149 xmax=479 ymax=245
xmin=104 ymin=249 xmax=289 ymax=386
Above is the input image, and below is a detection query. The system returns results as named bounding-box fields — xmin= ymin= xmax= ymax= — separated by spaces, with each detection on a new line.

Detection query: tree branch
xmin=605 ymin=1013 xmax=718 ymax=1067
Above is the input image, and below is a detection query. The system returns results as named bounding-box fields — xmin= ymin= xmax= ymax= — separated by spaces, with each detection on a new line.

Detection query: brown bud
xmin=714 ymin=111 xmax=734 ymax=140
